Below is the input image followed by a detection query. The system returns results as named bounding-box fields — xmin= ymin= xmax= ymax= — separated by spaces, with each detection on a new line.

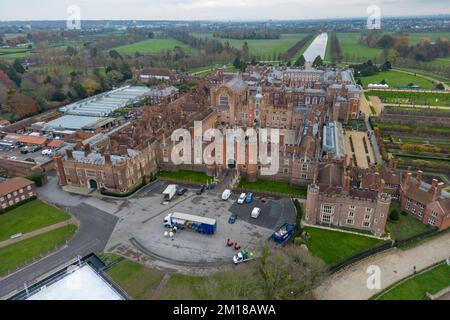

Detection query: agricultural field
xmin=405 ymin=32 xmax=450 ymax=45
xmin=337 ymin=33 xmax=383 ymax=62
xmin=192 ymin=33 xmax=309 ymax=59
xmin=358 ymin=70 xmax=436 ymax=89
xmin=366 ymin=90 xmax=450 ymax=107
xmin=114 ymin=38 xmax=198 ymax=55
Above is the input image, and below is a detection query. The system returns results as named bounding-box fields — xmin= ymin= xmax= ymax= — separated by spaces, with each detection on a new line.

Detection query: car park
xmin=221 ymin=189 xmax=232 ymax=200
xmin=251 ymin=207 xmax=262 ymax=219
xmin=237 ymin=193 xmax=246 ymax=204
xmin=245 ymin=192 xmax=253 ymax=203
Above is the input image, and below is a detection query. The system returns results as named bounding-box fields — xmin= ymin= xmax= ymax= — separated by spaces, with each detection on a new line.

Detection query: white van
xmin=251 ymin=207 xmax=261 ymax=219
xmin=222 ymin=189 xmax=232 ymax=200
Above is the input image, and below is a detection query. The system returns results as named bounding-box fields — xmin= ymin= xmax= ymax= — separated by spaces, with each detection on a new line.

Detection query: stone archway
xmin=89 ymin=179 xmax=98 ymax=190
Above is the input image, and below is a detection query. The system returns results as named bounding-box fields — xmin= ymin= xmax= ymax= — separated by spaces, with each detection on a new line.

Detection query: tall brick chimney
xmin=403 ymin=171 xmax=412 ymax=190
xmin=84 ymin=143 xmax=91 ymax=157
xmin=416 ymin=170 xmax=423 ymax=185
xmin=66 ymin=148 xmax=74 ymax=160
xmin=104 ymin=152 xmax=112 ymax=165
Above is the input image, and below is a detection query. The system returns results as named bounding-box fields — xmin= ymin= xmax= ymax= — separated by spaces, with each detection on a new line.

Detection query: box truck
xmin=163 ymin=212 xmax=217 ymax=235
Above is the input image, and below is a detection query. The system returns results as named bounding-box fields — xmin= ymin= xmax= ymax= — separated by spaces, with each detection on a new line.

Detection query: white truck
xmin=163 ymin=212 xmax=217 ymax=234
xmin=162 ymin=184 xmax=178 ymax=202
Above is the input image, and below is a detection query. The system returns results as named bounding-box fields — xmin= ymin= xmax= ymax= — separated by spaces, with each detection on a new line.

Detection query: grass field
xmin=0 ymin=225 xmax=77 ymax=277
xmin=432 ymin=57 xmax=450 ymax=67
xmin=104 ymin=254 xmax=262 ymax=299
xmin=156 ymin=170 xmax=212 ymax=184
xmin=359 ymin=70 xmax=436 ymax=89
xmin=337 ymin=33 xmax=383 ymax=61
xmin=0 ymin=200 xmax=71 ymax=241
xmin=405 ymin=32 xmax=450 ymax=45
xmin=290 ymin=35 xmax=315 ymax=63
xmin=114 ymin=38 xmax=198 ymax=55
xmin=386 ymin=204 xmax=434 ymax=241
xmin=304 ymin=227 xmax=383 ymax=265
xmin=192 ymin=33 xmax=308 ymax=59
xmin=105 ymin=257 xmax=165 ymax=299
xmin=375 ymin=261 xmax=450 ymax=300
xmin=238 ymin=178 xmax=307 ymax=196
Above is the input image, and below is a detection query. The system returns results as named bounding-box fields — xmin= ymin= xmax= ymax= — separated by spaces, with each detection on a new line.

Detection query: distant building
xmin=0 ymin=177 xmax=36 ymax=210
xmin=400 ymin=170 xmax=450 ymax=231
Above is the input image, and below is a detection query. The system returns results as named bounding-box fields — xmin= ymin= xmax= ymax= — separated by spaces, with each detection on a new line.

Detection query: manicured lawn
xmin=238 ymin=178 xmax=307 ymax=196
xmin=0 ymin=200 xmax=71 ymax=241
xmin=0 ymin=225 xmax=77 ymax=277
xmin=406 ymin=32 xmax=450 ymax=45
xmin=157 ymin=170 xmax=212 ymax=184
xmin=192 ymin=33 xmax=308 ymax=59
xmin=432 ymin=58 xmax=450 ymax=67
xmin=304 ymin=227 xmax=383 ymax=265
xmin=375 ymin=262 xmax=450 ymax=300
xmin=359 ymin=70 xmax=435 ymax=89
xmin=386 ymin=204 xmax=434 ymax=241
xmin=337 ymin=33 xmax=383 ymax=61
xmin=114 ymin=38 xmax=198 ymax=55
xmin=105 ymin=257 xmax=164 ymax=300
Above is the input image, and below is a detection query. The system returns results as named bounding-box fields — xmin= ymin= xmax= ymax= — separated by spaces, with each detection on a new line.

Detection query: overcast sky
xmin=0 ymin=0 xmax=449 ymax=21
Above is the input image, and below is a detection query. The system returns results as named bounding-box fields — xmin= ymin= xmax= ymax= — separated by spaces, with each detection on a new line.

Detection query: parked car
xmin=176 ymin=187 xmax=188 ymax=196
xmin=30 ymin=146 xmax=42 ymax=153
xmin=260 ymin=197 xmax=268 ymax=204
xmin=251 ymin=207 xmax=262 ymax=219
xmin=41 ymin=149 xmax=53 ymax=156
xmin=24 ymin=158 xmax=36 ymax=163
xmin=222 ymin=189 xmax=232 ymax=200
xmin=237 ymin=193 xmax=246 ymax=204
xmin=245 ymin=192 xmax=254 ymax=203
xmin=196 ymin=185 xmax=205 ymax=195
xmin=228 ymin=213 xmax=237 ymax=224
xmin=20 ymin=147 xmax=29 ymax=154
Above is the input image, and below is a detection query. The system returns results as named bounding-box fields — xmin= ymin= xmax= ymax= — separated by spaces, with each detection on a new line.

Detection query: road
xmin=0 ymin=173 xmax=118 ymax=299
xmin=314 ymin=232 xmax=450 ymax=300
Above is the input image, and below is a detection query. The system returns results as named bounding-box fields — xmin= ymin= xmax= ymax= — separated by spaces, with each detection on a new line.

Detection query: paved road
xmin=0 ymin=173 xmax=118 ymax=298
xmin=315 ymin=232 xmax=450 ymax=300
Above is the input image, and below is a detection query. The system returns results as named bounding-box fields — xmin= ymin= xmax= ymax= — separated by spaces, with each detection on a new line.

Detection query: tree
xmin=8 ymin=92 xmax=39 ymax=117
xmin=109 ymin=50 xmax=121 ymax=60
xmin=256 ymin=244 xmax=326 ymax=300
xmin=312 ymin=55 xmax=324 ymax=67
xmin=377 ymin=34 xmax=395 ymax=49
xmin=294 ymin=55 xmax=306 ymax=67
xmin=51 ymin=90 xmax=66 ymax=102
xmin=66 ymin=46 xmax=78 ymax=56
xmin=82 ymin=79 xmax=101 ymax=96
xmin=389 ymin=210 xmax=400 ymax=221
xmin=436 ymin=83 xmax=445 ymax=90
xmin=148 ymin=32 xmax=155 ymax=39
xmin=12 ymin=59 xmax=25 ymax=74
xmin=105 ymin=70 xmax=124 ymax=87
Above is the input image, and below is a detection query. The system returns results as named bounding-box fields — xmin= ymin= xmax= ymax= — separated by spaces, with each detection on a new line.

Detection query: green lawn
xmin=359 ymin=70 xmax=435 ymax=89
xmin=104 ymin=254 xmax=261 ymax=300
xmin=0 ymin=225 xmax=77 ymax=277
xmin=386 ymin=204 xmax=434 ymax=241
xmin=157 ymin=170 xmax=212 ymax=184
xmin=0 ymin=200 xmax=71 ymax=241
xmin=304 ymin=227 xmax=383 ymax=265
xmin=114 ymin=38 xmax=198 ymax=55
xmin=375 ymin=262 xmax=450 ymax=300
xmin=432 ymin=58 xmax=450 ymax=67
xmin=192 ymin=33 xmax=308 ymax=59
xmin=105 ymin=257 xmax=165 ymax=299
xmin=337 ymin=33 xmax=383 ymax=61
xmin=238 ymin=178 xmax=307 ymax=196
